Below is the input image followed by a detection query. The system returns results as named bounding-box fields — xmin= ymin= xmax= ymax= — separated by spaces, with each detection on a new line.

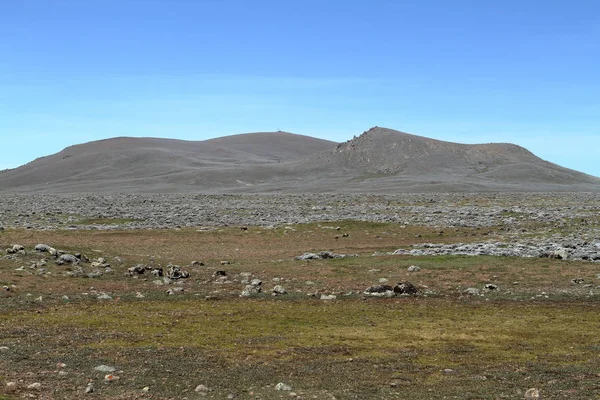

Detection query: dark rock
xmin=365 ymin=285 xmax=394 ymax=293
xmin=393 ymin=281 xmax=419 ymax=295
xmin=166 ymin=264 xmax=189 ymax=279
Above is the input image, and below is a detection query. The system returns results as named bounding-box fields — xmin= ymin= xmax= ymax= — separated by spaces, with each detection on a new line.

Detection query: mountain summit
xmin=1 ymin=128 xmax=598 ymax=193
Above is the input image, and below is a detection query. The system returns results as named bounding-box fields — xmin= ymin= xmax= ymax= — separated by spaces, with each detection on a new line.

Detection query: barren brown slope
xmin=295 ymin=127 xmax=600 ymax=192
xmin=0 ymin=132 xmax=337 ymax=191
xmin=1 ymin=127 xmax=599 ymax=193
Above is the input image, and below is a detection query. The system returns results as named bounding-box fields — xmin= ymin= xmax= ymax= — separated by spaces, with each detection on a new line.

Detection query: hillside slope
xmin=0 ymin=127 xmax=598 ymax=193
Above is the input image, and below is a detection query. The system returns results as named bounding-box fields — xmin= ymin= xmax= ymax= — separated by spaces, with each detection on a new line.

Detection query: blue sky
xmin=1 ymin=0 xmax=599 ymax=176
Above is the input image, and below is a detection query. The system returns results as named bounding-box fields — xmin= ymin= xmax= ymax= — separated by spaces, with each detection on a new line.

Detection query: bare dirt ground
xmin=1 ymin=193 xmax=600 ymax=399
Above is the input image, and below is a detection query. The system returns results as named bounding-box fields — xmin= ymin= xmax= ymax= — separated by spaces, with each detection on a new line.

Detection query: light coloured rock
xmin=524 ymin=388 xmax=540 ymax=399
xmin=275 ymin=382 xmax=292 ymax=391
xmin=272 ymin=285 xmax=287 ymax=295
xmin=463 ymin=288 xmax=481 ymax=296
xmin=97 ymin=293 xmax=112 ymax=300
xmin=195 ymin=384 xmax=210 ymax=393
xmin=27 ymin=382 xmax=41 ymax=390
xmin=35 ymin=244 xmax=53 ymax=252
xmin=241 ymin=284 xmax=261 ymax=297
xmin=407 ymin=265 xmax=421 ymax=272
xmin=320 ymin=294 xmax=336 ymax=300
xmin=94 ymin=365 xmax=116 ymax=372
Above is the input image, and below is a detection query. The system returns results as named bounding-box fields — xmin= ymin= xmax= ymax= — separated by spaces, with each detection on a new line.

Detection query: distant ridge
xmin=1 ymin=127 xmax=598 ymax=193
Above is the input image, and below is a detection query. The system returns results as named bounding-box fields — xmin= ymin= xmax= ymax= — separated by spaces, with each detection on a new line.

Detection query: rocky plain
xmin=1 ymin=191 xmax=600 ymax=399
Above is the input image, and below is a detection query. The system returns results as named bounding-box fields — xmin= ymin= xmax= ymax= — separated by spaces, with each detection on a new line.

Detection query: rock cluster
xmin=295 ymin=251 xmax=357 ymax=260
xmin=391 ymin=239 xmax=600 ymax=262
xmin=364 ymin=281 xmax=419 ymax=297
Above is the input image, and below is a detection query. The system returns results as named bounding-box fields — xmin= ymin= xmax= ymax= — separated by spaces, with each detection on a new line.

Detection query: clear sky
xmin=1 ymin=0 xmax=599 ymax=176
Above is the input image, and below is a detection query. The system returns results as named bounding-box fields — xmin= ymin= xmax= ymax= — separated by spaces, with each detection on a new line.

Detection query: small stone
xmin=275 ymin=382 xmax=292 ymax=391
xmin=195 ymin=384 xmax=210 ymax=393
xmin=220 ymin=260 xmax=230 ymax=265
xmin=27 ymin=382 xmax=41 ymax=390
xmin=241 ymin=284 xmax=262 ymax=297
xmin=84 ymin=383 xmax=94 ymax=394
xmin=378 ymin=278 xmax=389 ymax=283
xmin=142 ymin=386 xmax=150 ymax=392
xmin=571 ymin=278 xmax=585 ymax=284
xmin=443 ymin=368 xmax=456 ymax=374
xmin=58 ymin=254 xmax=78 ymax=264
xmin=0 ymin=346 xmax=9 ymax=351
xmin=524 ymin=388 xmax=540 ymax=399
xmin=484 ymin=283 xmax=498 ymax=290
xmin=272 ymin=285 xmax=287 ymax=295
xmin=97 ymin=293 xmax=112 ymax=300
xmin=394 ymin=281 xmax=419 ymax=295
xmin=57 ymin=362 xmax=67 ymax=368
xmin=35 ymin=244 xmax=53 ymax=252
xmin=463 ymin=288 xmax=481 ymax=296
xmin=62 ymin=295 xmax=69 ymax=301
xmin=6 ymin=382 xmax=16 ymax=388
xmin=104 ymin=374 xmax=119 ymax=381
xmin=407 ymin=265 xmax=421 ymax=272
xmin=94 ymin=365 xmax=116 ymax=372
xmin=320 ymin=294 xmax=336 ymax=300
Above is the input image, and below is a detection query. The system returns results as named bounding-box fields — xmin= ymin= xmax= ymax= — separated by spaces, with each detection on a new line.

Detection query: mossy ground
xmin=1 ymin=222 xmax=599 ymax=399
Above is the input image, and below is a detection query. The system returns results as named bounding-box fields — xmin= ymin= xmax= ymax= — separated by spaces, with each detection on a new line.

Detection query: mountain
xmin=1 ymin=127 xmax=598 ymax=193
xmin=298 ymin=127 xmax=600 ymax=192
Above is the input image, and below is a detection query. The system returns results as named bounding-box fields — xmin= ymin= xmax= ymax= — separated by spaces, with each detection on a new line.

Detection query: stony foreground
xmin=1 ymin=193 xmax=600 ymax=399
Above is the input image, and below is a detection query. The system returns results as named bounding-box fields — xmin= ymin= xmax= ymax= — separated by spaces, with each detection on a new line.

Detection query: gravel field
xmin=2 ymin=192 xmax=600 ymax=230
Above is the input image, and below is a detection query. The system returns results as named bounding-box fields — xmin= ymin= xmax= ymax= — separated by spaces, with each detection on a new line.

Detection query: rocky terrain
xmin=2 ymin=192 xmax=600 ymax=399
xmin=2 ymin=127 xmax=599 ymax=193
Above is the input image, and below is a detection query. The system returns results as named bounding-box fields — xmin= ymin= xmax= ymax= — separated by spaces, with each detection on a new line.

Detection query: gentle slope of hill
xmin=1 ymin=127 xmax=598 ymax=193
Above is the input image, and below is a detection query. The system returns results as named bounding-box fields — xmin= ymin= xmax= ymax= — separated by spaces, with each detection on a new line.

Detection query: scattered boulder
xmin=571 ymin=278 xmax=585 ymax=284
xmin=320 ymin=294 xmax=336 ymax=300
xmin=484 ymin=283 xmax=498 ymax=291
xmin=524 ymin=388 xmax=540 ymax=399
xmin=295 ymin=251 xmax=357 ymax=260
xmin=84 ymin=383 xmax=94 ymax=394
xmin=96 ymin=293 xmax=113 ymax=301
xmin=393 ymin=281 xmax=419 ymax=295
xmin=195 ymin=384 xmax=210 ymax=393
xmin=6 ymin=244 xmax=24 ymax=254
xmin=364 ymin=285 xmax=394 ymax=297
xmin=275 ymin=382 xmax=292 ymax=391
xmin=272 ymin=285 xmax=287 ymax=295
xmin=94 ymin=365 xmax=116 ymax=372
xmin=166 ymin=264 xmax=189 ymax=279
xmin=127 ymin=264 xmax=147 ymax=276
xmin=35 ymin=244 xmax=53 ymax=253
xmin=407 ymin=265 xmax=421 ymax=272
xmin=212 ymin=270 xmax=227 ymax=278
xmin=463 ymin=288 xmax=481 ymax=296
xmin=58 ymin=254 xmax=79 ymax=264
xmin=241 ymin=280 xmax=262 ymax=297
